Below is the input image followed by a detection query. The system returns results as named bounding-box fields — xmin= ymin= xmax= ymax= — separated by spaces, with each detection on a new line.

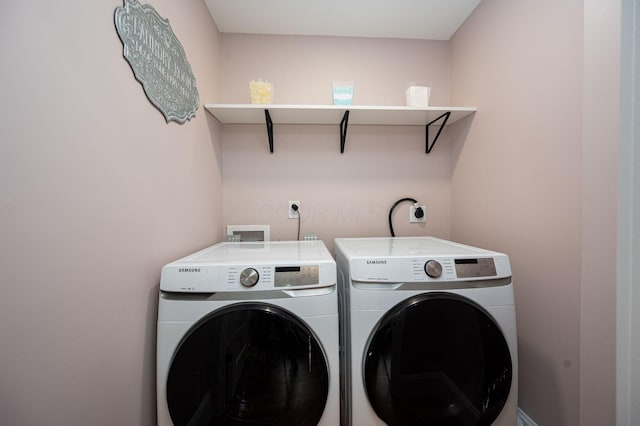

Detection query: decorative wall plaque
xmin=114 ymin=0 xmax=199 ymax=124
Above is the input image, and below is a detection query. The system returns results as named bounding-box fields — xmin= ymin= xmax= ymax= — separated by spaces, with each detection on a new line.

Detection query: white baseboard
xmin=517 ymin=407 xmax=538 ymax=426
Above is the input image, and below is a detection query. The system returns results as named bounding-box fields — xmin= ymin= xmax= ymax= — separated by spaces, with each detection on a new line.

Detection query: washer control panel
xmin=226 ymin=266 xmax=272 ymax=288
xmin=236 ymin=266 xmax=320 ymax=287
xmin=224 ymin=264 xmax=323 ymax=290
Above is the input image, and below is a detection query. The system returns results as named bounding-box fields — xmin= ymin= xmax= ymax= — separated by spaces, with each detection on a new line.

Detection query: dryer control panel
xmin=349 ymin=256 xmax=508 ymax=283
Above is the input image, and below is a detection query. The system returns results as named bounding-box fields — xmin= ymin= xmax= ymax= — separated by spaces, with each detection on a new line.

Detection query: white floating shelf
xmin=205 ymin=104 xmax=476 ymax=126
xmin=204 ymin=103 xmax=477 ymax=153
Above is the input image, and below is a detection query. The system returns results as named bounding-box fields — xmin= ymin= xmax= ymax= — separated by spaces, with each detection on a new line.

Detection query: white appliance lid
xmin=334 ymin=236 xmax=504 ymax=258
xmin=169 ymin=240 xmax=335 ymax=265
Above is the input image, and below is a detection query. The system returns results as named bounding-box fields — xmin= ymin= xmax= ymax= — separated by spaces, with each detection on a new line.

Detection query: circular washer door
xmin=364 ymin=293 xmax=512 ymax=426
xmin=167 ymin=303 xmax=329 ymax=426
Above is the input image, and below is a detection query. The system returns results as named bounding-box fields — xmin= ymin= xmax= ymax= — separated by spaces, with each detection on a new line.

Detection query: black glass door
xmin=364 ymin=293 xmax=512 ymax=426
xmin=167 ymin=303 xmax=329 ymax=426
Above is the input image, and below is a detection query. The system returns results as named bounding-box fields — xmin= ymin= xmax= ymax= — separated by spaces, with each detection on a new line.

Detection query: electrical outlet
xmin=288 ymin=201 xmax=300 ymax=219
xmin=410 ymin=205 xmax=426 ymax=223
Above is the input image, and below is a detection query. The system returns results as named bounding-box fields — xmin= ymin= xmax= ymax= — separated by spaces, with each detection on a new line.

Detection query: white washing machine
xmin=157 ymin=240 xmax=339 ymax=426
xmin=334 ymin=237 xmax=518 ymax=426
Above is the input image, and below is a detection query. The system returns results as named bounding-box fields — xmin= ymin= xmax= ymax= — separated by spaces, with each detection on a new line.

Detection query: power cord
xmin=388 ymin=197 xmax=417 ymax=237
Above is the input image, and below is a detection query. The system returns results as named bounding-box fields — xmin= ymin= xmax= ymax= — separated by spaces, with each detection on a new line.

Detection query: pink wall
xmin=0 ymin=1 xmax=222 ymax=425
xmin=218 ymin=35 xmax=455 ymax=252
xmin=580 ymin=0 xmax=619 ymax=424
xmin=0 ymin=2 xmax=621 ymax=425
xmin=451 ymin=0 xmax=617 ymax=424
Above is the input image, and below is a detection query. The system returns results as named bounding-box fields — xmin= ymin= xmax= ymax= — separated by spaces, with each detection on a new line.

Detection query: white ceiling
xmin=204 ymin=0 xmax=482 ymax=41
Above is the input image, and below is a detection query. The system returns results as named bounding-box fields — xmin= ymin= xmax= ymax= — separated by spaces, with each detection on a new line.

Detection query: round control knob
xmin=424 ymin=260 xmax=442 ymax=278
xmin=240 ymin=268 xmax=259 ymax=287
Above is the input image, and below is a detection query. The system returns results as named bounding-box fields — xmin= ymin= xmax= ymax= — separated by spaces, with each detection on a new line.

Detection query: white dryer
xmin=334 ymin=237 xmax=517 ymax=426
xmin=157 ymin=241 xmax=339 ymax=426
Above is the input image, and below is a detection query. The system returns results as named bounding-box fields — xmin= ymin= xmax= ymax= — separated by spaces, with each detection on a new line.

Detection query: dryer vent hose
xmin=388 ymin=197 xmax=418 ymax=237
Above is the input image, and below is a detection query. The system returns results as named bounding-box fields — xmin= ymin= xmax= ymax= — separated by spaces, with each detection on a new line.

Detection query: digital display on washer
xmin=454 ymin=258 xmax=497 ymax=278
xmin=275 ymin=265 xmax=319 ymax=287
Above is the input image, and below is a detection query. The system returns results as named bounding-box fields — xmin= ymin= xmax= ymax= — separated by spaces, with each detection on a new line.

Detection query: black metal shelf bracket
xmin=425 ymin=111 xmax=451 ymax=154
xmin=339 ymin=110 xmax=350 ymax=153
xmin=260 ymin=108 xmax=453 ymax=154
xmin=265 ymin=109 xmax=274 ymax=153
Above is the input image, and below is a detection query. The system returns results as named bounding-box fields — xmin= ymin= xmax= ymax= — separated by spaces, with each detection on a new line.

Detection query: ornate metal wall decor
xmin=114 ymin=0 xmax=199 ymax=124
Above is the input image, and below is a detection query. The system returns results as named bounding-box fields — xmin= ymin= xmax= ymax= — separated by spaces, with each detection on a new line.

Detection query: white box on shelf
xmin=406 ymin=85 xmax=431 ymax=107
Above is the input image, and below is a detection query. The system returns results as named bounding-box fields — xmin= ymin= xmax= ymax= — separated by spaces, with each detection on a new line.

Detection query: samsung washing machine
xmin=334 ymin=237 xmax=518 ymax=426
xmin=157 ymin=240 xmax=339 ymax=426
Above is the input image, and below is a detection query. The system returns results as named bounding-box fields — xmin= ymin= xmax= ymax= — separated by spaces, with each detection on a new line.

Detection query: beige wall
xmin=219 ymin=35 xmax=454 ymax=252
xmin=451 ymin=0 xmax=617 ymax=425
xmin=0 ymin=1 xmax=222 ymax=425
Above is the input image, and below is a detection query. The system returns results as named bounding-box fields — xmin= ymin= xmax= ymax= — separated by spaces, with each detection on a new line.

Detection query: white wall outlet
xmin=288 ymin=201 xmax=300 ymax=219
xmin=410 ymin=205 xmax=427 ymax=223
